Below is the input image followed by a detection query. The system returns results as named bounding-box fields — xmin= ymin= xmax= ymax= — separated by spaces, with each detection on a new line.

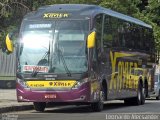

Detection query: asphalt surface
xmin=3 ymin=99 xmax=160 ymax=120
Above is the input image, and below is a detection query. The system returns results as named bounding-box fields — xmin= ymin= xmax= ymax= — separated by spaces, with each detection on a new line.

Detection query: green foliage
xmin=147 ymin=0 xmax=160 ymax=24
xmin=140 ymin=0 xmax=160 ymax=51
xmin=100 ymin=0 xmax=140 ymax=16
xmin=0 ymin=0 xmax=29 ymax=47
xmin=32 ymin=0 xmax=102 ymax=9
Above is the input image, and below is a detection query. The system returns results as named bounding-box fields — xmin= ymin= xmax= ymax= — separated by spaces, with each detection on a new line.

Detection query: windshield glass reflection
xmin=19 ymin=20 xmax=89 ymax=74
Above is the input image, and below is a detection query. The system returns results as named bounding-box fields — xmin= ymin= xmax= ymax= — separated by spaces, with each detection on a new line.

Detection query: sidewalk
xmin=0 ymin=89 xmax=33 ymax=113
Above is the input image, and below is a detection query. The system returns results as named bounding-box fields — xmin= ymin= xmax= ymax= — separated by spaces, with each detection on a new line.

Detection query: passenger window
xmin=103 ymin=16 xmax=113 ymax=48
xmin=103 ymin=16 xmax=129 ymax=49
xmin=94 ymin=14 xmax=103 ymax=59
xmin=103 ymin=15 xmax=120 ymax=48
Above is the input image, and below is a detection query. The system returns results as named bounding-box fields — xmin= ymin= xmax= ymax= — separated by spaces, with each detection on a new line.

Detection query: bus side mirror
xmin=5 ymin=33 xmax=14 ymax=53
xmin=87 ymin=31 xmax=96 ymax=48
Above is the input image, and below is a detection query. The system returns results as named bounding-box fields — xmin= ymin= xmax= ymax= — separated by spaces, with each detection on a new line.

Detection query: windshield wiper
xmin=57 ymin=48 xmax=72 ymax=77
xmin=31 ymin=43 xmax=50 ymax=77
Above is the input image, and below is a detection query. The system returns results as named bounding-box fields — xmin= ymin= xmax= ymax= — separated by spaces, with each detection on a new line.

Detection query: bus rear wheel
xmin=33 ymin=102 xmax=46 ymax=112
xmin=91 ymin=91 xmax=104 ymax=112
xmin=134 ymin=83 xmax=145 ymax=105
xmin=124 ymin=83 xmax=145 ymax=105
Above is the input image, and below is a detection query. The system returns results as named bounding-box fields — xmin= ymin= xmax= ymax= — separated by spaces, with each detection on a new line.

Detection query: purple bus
xmin=4 ymin=4 xmax=156 ymax=112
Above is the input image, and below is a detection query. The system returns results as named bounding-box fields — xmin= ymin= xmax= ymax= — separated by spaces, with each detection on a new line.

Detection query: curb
xmin=0 ymin=105 xmax=33 ymax=113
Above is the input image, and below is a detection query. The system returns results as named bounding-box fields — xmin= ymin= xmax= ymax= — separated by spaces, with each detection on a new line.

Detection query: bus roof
xmin=24 ymin=4 xmax=152 ymax=29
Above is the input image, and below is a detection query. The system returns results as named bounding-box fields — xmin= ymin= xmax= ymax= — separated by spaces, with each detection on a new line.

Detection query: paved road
xmin=0 ymin=89 xmax=32 ymax=109
xmin=2 ymin=99 xmax=160 ymax=120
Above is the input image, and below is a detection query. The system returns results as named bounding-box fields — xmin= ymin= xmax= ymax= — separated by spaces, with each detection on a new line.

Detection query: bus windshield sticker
xmin=43 ymin=13 xmax=69 ymax=19
xmin=22 ymin=65 xmax=49 ymax=73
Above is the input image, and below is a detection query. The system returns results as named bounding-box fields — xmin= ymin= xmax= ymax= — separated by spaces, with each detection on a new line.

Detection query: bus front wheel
xmin=33 ymin=102 xmax=46 ymax=112
xmin=91 ymin=91 xmax=104 ymax=112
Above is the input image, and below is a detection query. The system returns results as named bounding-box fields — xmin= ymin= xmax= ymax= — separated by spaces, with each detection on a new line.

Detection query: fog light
xmin=80 ymin=95 xmax=86 ymax=100
xmin=18 ymin=96 xmax=23 ymax=100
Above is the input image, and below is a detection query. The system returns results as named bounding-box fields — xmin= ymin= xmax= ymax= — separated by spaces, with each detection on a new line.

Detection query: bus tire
xmin=33 ymin=102 xmax=46 ymax=112
xmin=141 ymin=85 xmax=145 ymax=105
xmin=124 ymin=83 xmax=145 ymax=105
xmin=144 ymin=81 xmax=148 ymax=98
xmin=102 ymin=80 xmax=108 ymax=100
xmin=156 ymin=90 xmax=160 ymax=100
xmin=91 ymin=91 xmax=104 ymax=112
xmin=135 ymin=82 xmax=145 ymax=105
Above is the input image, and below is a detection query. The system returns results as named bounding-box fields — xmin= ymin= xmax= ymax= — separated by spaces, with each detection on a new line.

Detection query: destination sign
xmin=23 ymin=65 xmax=49 ymax=73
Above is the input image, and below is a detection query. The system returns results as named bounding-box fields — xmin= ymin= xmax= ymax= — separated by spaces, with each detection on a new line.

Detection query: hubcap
xmin=99 ymin=91 xmax=104 ymax=109
xmin=100 ymin=91 xmax=104 ymax=102
xmin=138 ymin=88 xmax=141 ymax=101
xmin=142 ymin=87 xmax=145 ymax=97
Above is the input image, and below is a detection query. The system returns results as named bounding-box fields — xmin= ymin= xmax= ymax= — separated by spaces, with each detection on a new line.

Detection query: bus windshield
xmin=19 ymin=20 xmax=89 ymax=74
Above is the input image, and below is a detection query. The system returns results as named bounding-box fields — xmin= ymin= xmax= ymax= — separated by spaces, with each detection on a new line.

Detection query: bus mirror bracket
xmin=87 ymin=31 xmax=96 ymax=48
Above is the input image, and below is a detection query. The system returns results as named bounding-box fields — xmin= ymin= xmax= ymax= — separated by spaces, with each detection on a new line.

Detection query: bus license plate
xmin=45 ymin=94 xmax=56 ymax=99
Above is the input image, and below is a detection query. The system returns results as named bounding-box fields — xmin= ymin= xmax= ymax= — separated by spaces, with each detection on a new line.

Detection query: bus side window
xmin=135 ymin=28 xmax=140 ymax=49
xmin=139 ymin=27 xmax=144 ymax=50
xmin=122 ymin=22 xmax=131 ymax=49
xmin=103 ymin=15 xmax=113 ymax=48
xmin=148 ymin=29 xmax=154 ymax=53
xmin=145 ymin=29 xmax=150 ymax=51
xmin=103 ymin=15 xmax=121 ymax=49
xmin=117 ymin=20 xmax=127 ymax=48
xmin=94 ymin=14 xmax=103 ymax=60
xmin=131 ymin=26 xmax=139 ymax=50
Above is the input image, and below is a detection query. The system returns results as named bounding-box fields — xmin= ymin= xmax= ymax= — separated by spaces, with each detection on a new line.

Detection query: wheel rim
xmin=142 ymin=87 xmax=145 ymax=98
xmin=99 ymin=91 xmax=104 ymax=109
xmin=100 ymin=91 xmax=105 ymax=102
xmin=138 ymin=87 xmax=141 ymax=102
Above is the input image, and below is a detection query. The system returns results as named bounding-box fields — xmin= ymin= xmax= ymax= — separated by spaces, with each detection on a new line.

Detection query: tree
xmin=0 ymin=0 xmax=30 ymax=47
xmin=100 ymin=0 xmax=140 ymax=16
xmin=31 ymin=0 xmax=102 ymax=10
xmin=141 ymin=0 xmax=160 ymax=50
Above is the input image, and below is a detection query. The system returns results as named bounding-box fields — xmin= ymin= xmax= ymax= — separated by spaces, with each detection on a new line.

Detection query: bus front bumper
xmin=16 ymin=82 xmax=91 ymax=103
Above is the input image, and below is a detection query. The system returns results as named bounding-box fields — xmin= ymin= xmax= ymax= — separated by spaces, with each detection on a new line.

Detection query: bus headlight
xmin=71 ymin=78 xmax=88 ymax=90
xmin=17 ymin=78 xmax=29 ymax=88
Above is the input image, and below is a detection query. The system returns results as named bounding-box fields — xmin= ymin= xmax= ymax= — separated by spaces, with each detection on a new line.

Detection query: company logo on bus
xmin=43 ymin=13 xmax=70 ymax=18
xmin=49 ymin=82 xmax=53 ymax=86
xmin=109 ymin=51 xmax=137 ymax=90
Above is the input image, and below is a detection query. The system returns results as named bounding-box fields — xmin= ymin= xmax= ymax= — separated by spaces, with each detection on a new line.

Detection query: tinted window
xmin=155 ymin=75 xmax=158 ymax=82
xmin=94 ymin=14 xmax=103 ymax=60
xmin=103 ymin=15 xmax=120 ymax=48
